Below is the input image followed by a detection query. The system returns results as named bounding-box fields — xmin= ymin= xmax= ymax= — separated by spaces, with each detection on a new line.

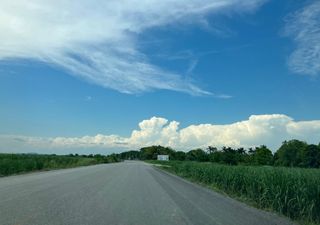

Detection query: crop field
xmin=0 ymin=153 xmax=118 ymax=176
xmin=152 ymin=161 xmax=320 ymax=225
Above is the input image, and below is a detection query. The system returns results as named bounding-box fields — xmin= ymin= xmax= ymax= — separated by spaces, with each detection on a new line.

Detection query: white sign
xmin=157 ymin=155 xmax=169 ymax=161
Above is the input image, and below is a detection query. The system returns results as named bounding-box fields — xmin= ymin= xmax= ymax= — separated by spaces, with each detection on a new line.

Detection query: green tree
xmin=207 ymin=146 xmax=217 ymax=154
xmin=207 ymin=146 xmax=220 ymax=163
xmin=236 ymin=147 xmax=248 ymax=163
xmin=252 ymin=145 xmax=273 ymax=165
xmin=119 ymin=150 xmax=141 ymax=160
xmin=274 ymin=140 xmax=308 ymax=167
xmin=300 ymin=144 xmax=320 ymax=168
xmin=221 ymin=147 xmax=238 ymax=165
xmin=173 ymin=151 xmax=186 ymax=161
xmin=186 ymin=149 xmax=208 ymax=162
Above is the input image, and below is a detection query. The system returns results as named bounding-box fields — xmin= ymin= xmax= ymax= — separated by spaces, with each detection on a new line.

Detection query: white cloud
xmin=284 ymin=1 xmax=320 ymax=76
xmin=1 ymin=114 xmax=319 ymax=154
xmin=85 ymin=96 xmax=92 ymax=101
xmin=0 ymin=0 xmax=266 ymax=95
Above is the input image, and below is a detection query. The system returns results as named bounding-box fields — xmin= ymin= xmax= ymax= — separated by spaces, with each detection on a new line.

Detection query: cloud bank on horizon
xmin=1 ymin=114 xmax=319 ymax=154
xmin=0 ymin=0 xmax=268 ymax=95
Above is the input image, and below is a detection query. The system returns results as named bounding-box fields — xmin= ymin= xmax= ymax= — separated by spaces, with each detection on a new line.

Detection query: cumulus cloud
xmin=284 ymin=1 xmax=320 ymax=76
xmin=1 ymin=114 xmax=320 ymax=154
xmin=0 ymin=0 xmax=266 ymax=95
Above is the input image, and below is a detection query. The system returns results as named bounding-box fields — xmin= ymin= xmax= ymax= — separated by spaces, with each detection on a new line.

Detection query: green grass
xmin=149 ymin=160 xmax=320 ymax=225
xmin=0 ymin=153 xmax=116 ymax=176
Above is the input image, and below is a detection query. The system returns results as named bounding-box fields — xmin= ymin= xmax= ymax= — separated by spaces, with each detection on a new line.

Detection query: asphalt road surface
xmin=0 ymin=161 xmax=296 ymax=225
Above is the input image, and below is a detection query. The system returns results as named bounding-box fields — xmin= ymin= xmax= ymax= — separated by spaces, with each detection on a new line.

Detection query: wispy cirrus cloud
xmin=1 ymin=114 xmax=319 ymax=154
xmin=284 ymin=1 xmax=320 ymax=76
xmin=0 ymin=0 xmax=267 ymax=95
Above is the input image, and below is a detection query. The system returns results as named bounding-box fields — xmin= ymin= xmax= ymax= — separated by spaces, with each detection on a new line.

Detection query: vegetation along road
xmin=0 ymin=161 xmax=295 ymax=225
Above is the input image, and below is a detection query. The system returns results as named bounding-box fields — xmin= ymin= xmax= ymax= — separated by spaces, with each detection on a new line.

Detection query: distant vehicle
xmin=157 ymin=155 xmax=169 ymax=161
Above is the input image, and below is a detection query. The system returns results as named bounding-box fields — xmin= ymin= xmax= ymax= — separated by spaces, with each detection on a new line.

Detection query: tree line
xmin=0 ymin=153 xmax=120 ymax=176
xmin=116 ymin=139 xmax=320 ymax=168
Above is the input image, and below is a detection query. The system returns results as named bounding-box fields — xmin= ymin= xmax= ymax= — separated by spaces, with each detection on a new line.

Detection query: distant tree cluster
xmin=274 ymin=140 xmax=320 ymax=167
xmin=118 ymin=150 xmax=141 ymax=160
xmin=117 ymin=140 xmax=320 ymax=168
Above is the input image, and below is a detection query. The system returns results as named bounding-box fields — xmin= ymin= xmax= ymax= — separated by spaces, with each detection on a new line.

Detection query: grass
xmin=148 ymin=160 xmax=320 ymax=225
xmin=0 ymin=153 xmax=115 ymax=176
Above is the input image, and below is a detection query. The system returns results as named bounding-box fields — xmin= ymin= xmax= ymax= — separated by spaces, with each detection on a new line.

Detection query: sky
xmin=0 ymin=0 xmax=320 ymax=154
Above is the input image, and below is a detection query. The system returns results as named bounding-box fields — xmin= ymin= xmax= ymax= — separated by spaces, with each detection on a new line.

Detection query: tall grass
xmin=0 ymin=153 xmax=116 ymax=176
xmin=156 ymin=161 xmax=320 ymax=224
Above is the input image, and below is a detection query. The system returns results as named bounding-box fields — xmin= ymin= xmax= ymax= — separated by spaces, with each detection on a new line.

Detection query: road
xmin=0 ymin=161 xmax=295 ymax=225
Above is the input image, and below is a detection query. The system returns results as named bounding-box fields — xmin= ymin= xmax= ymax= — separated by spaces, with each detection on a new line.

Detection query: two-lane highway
xmin=0 ymin=161 xmax=295 ymax=225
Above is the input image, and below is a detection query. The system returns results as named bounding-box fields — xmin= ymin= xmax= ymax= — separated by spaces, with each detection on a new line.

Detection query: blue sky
xmin=0 ymin=0 xmax=320 ymax=154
